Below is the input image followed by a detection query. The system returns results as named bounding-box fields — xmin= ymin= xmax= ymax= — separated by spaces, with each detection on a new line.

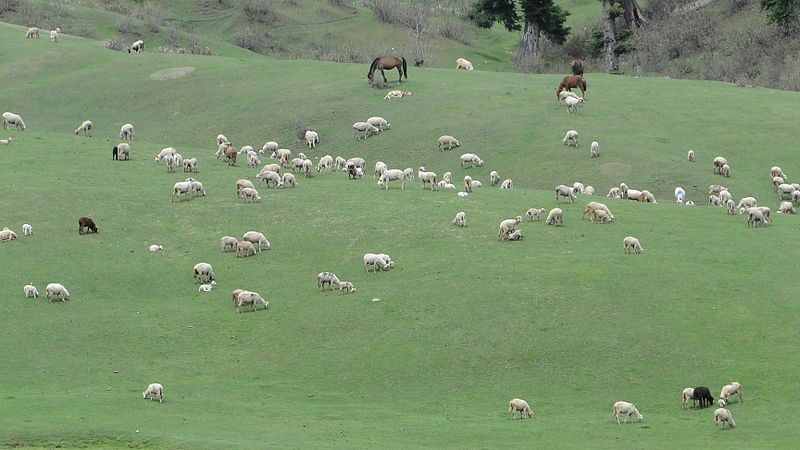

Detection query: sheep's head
xmin=636 ymin=412 xmax=643 ymax=422
xmin=718 ymin=398 xmax=726 ymax=408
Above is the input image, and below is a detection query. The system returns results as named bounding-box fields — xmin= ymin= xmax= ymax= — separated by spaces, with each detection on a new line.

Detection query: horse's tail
xmin=402 ymin=57 xmax=408 ymax=79
xmin=367 ymin=57 xmax=380 ymax=80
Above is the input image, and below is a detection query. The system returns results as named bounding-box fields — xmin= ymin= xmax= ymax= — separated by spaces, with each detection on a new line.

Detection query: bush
xmin=362 ymin=0 xmax=403 ymax=25
xmin=0 ymin=0 xmax=20 ymax=15
xmin=438 ymin=19 xmax=474 ymax=46
xmin=242 ymin=0 xmax=278 ymax=25
xmin=103 ymin=38 xmax=127 ymax=52
xmin=234 ymin=26 xmax=266 ymax=52
xmin=116 ymin=17 xmax=140 ymax=35
xmin=132 ymin=2 xmax=166 ymax=33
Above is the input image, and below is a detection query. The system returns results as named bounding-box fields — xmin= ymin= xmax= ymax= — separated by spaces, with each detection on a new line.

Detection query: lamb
xmin=772 ymin=176 xmax=785 ymax=188
xmin=612 ymin=401 xmax=643 ymax=424
xmin=216 ymin=134 xmax=229 ymax=145
xmin=736 ymin=197 xmax=757 ymax=211
xmin=793 ymin=190 xmax=800 ymax=205
xmin=22 ymin=223 xmax=32 ymax=236
xmin=149 ymin=244 xmax=163 ymax=252
xmin=190 ymin=180 xmax=207 ymax=197
xmin=585 ymin=186 xmax=595 ymax=195
xmin=719 ymin=189 xmax=732 ymax=205
xmin=246 ymin=151 xmax=261 ymax=168
xmin=418 ymin=168 xmax=438 ymax=190
xmin=238 ymin=187 xmax=261 ymax=203
xmin=470 ymin=180 xmax=483 ymax=189
xmin=378 ymin=169 xmax=406 ymax=189
xmin=305 ymin=130 xmax=319 ymax=148
xmin=78 ymin=217 xmax=98 ymax=235
xmin=778 ymin=201 xmax=796 ymax=214
xmin=505 ymin=229 xmax=523 ymax=241
xmin=317 ymin=272 xmax=341 ymax=291
xmin=770 ymin=166 xmax=787 ymax=180
xmin=45 ymin=283 xmax=70 ymax=303
xmin=590 ymin=141 xmax=599 ymax=158
xmin=726 ymin=199 xmax=736 ymax=215
xmin=281 ymin=172 xmax=297 ymax=188
xmin=713 ymin=156 xmax=728 ymax=175
xmin=220 ymin=236 xmax=239 ymax=252
xmin=497 ymin=216 xmax=522 ymax=240
xmin=260 ymin=141 xmax=278 ymax=155
xmin=688 ymin=149 xmax=695 ymax=162
xmin=0 ymin=227 xmax=17 ymax=241
xmin=591 ymin=209 xmax=613 ymax=223
xmin=606 ymin=187 xmax=621 ymax=198
xmin=682 ymin=388 xmax=696 ymax=410
xmin=50 ymin=27 xmax=60 ymax=43
xmin=235 ymin=291 xmax=269 ymax=314
xmin=119 ymin=123 xmax=134 ymax=140
xmin=776 ymin=183 xmax=796 ymax=199
xmin=128 ymin=40 xmax=144 ymax=53
xmin=363 ymin=253 xmax=393 ymax=272
xmin=26 ymin=27 xmax=40 ymax=38
xmin=257 ymin=170 xmax=282 ymax=187
xmin=555 ymin=185 xmax=577 ymax=203
xmin=142 ymin=383 xmax=163 ymax=403
xmin=338 ymin=281 xmax=356 ymax=294
xmin=0 ymin=137 xmax=12 ymax=145
xmin=708 ymin=195 xmax=721 ymax=206
xmin=163 ymin=154 xmax=177 ymax=172
xmin=270 ymin=148 xmax=292 ymax=167
xmin=403 ymin=167 xmax=414 ymax=181
xmin=452 ymin=211 xmax=466 ymax=227
xmin=623 ymin=236 xmax=644 ymax=254
xmin=562 ymin=130 xmax=579 ymax=147
xmin=113 ymin=143 xmax=130 ymax=161
xmin=437 ymin=135 xmax=460 ymax=151
xmin=546 ymin=208 xmax=563 ymax=226
xmin=24 ymin=284 xmax=39 ymax=298
xmin=460 ymin=153 xmax=484 ymax=168
xmin=714 ymin=408 xmax=736 ymax=429
xmin=692 ymin=386 xmax=715 ymax=408
xmin=708 ymin=184 xmax=727 ymax=195
xmin=353 ymin=122 xmax=379 ymax=140
xmin=747 ymin=207 xmax=767 ymax=227
xmin=193 ymin=263 xmax=215 ymax=283
xmin=572 ymin=182 xmax=585 ymax=194
xmin=198 ymin=281 xmax=217 ymax=292
xmin=526 ymin=208 xmax=545 ymax=221
xmin=243 ymin=231 xmax=270 ymax=251
xmin=720 ymin=164 xmax=731 ymax=178
xmin=155 ymin=146 xmax=176 ymax=163
xmin=2 ymin=112 xmax=26 ymax=131
xmin=718 ymin=382 xmax=742 ymax=407
xmin=335 ymin=156 xmax=347 ymax=171
xmin=74 ymin=120 xmax=92 ymax=137
xmin=317 ymin=155 xmax=334 ymax=173
xmin=183 ymin=157 xmax=198 ymax=173
xmin=171 ymin=181 xmax=192 ymax=202
xmin=499 ymin=179 xmax=513 ymax=189
xmin=236 ymin=240 xmax=257 ymax=257
xmin=367 ymin=117 xmax=390 ymax=131
xmin=490 ymin=171 xmax=500 ymax=186
xmin=507 ymin=398 xmax=533 ymax=419
xmin=301 ymin=159 xmax=313 ymax=178
xmin=236 ymin=179 xmax=255 ymax=192
xmin=456 ymin=57 xmax=474 ymax=70
xmin=582 ymin=202 xmax=613 ymax=221
xmin=564 ymin=95 xmax=585 ymax=114
xmin=463 ymin=175 xmax=473 ymax=193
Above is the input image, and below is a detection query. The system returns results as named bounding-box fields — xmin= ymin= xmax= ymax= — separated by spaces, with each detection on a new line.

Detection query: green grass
xmin=1 ymin=21 xmax=799 ymax=448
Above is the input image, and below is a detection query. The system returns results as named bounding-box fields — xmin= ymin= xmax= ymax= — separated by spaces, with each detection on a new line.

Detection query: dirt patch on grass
xmin=149 ymin=66 xmax=195 ymax=81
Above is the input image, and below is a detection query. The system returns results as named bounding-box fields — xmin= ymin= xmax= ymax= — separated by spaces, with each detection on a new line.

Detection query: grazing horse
xmin=570 ymin=59 xmax=585 ymax=76
xmin=556 ymin=75 xmax=587 ymax=100
xmin=368 ymin=56 xmax=408 ymax=84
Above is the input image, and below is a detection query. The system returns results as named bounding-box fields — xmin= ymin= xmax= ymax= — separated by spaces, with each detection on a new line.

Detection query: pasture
xmin=0 ymin=22 xmax=798 ymax=448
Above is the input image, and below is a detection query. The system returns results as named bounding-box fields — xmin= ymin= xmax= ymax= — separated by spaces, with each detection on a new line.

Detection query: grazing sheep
xmin=497 ymin=216 xmax=522 ymax=240
xmin=367 ymin=117 xmax=390 ymax=131
xmin=456 ymin=57 xmax=474 ymax=70
xmin=216 ymin=134 xmax=229 ymax=145
xmin=338 ymin=281 xmax=356 ymax=294
xmin=235 ymin=291 xmax=269 ymax=314
xmin=50 ymin=27 xmax=60 ymax=43
xmin=77 ymin=217 xmax=98 ymax=235
xmin=708 ymin=195 xmax=721 ymax=206
xmin=463 ymin=175 xmax=474 ymax=193
xmin=606 ymin=187 xmax=621 ymax=198
xmin=236 ymin=240 xmax=257 ymax=257
xmin=260 ymin=141 xmax=278 ymax=155
xmin=74 ymin=120 xmax=92 ymax=137
xmin=771 ymin=166 xmax=787 ymax=180
xmin=572 ymin=182 xmax=585 ymax=194
xmin=721 ymin=164 xmax=731 ymax=178
xmin=402 ymin=167 xmax=414 ymax=181
xmin=708 ymin=184 xmax=727 ymax=195
xmin=257 ymin=170 xmax=282 ymax=187
xmin=682 ymin=388 xmax=696 ymax=410
xmin=45 ymin=283 xmax=70 ymax=303
xmin=470 ymin=180 xmax=483 ymax=189
xmin=24 ymin=284 xmax=39 ymax=298
xmin=317 ymin=272 xmax=341 ymax=291
xmin=505 ymin=229 xmax=523 ymax=241
xmin=243 ymin=231 xmax=270 ymax=251
xmin=236 ymin=179 xmax=255 ymax=193
xmin=591 ymin=209 xmax=613 ymax=224
xmin=378 ymin=169 xmax=406 ymax=189
xmin=182 ymin=157 xmax=197 ymax=173
xmin=0 ymin=227 xmax=17 ymax=241
xmin=526 ymin=208 xmax=545 ymax=222
xmin=113 ymin=143 xmax=130 ymax=161
xmin=270 ymin=148 xmax=292 ymax=167
xmin=718 ymin=189 xmax=732 ymax=205
xmin=363 ymin=253 xmax=393 ymax=272
xmin=155 ymin=146 xmax=176 ymax=163
xmin=220 ymin=236 xmax=239 ymax=252
xmin=688 ymin=149 xmax=695 ymax=162
xmin=317 ymin=155 xmax=334 ymax=173
xmin=737 ymin=197 xmax=757 ymax=211
xmin=2 ymin=112 xmax=25 ymax=131
xmin=507 ymin=398 xmax=533 ymax=419
xmin=499 ymin=179 xmax=513 ymax=189
xmin=193 ymin=263 xmax=215 ymax=283
xmin=353 ymin=122 xmax=379 ymax=140
xmin=772 ymin=176 xmax=785 ymax=189
xmin=0 ymin=137 xmax=12 ymax=145
xmin=623 ymin=236 xmax=644 ymax=254
xmin=555 ymin=185 xmax=576 ymax=203
xmin=612 ymin=401 xmax=643 ymax=424
xmin=281 ymin=172 xmax=297 ymax=188
xmin=171 ymin=181 xmax=192 ymax=202
xmin=452 ymin=211 xmax=466 ymax=227
xmin=22 ymin=223 xmax=32 ymax=236
xmin=334 ymin=156 xmax=347 ymax=171
xmin=714 ymin=408 xmax=735 ymax=429
xmin=223 ymin=146 xmax=238 ymax=166
xmin=26 ymin=27 xmax=40 ymax=38
xmin=119 ymin=123 xmax=134 ymax=140
xmin=718 ymin=382 xmax=743 ymax=407
xmin=490 ymin=171 xmax=500 ymax=186
xmin=238 ymin=187 xmax=261 ymax=203
xmin=564 ymin=95 xmax=585 ymax=114
xmin=776 ymin=183 xmax=796 ymax=199
xmin=245 ymin=151 xmax=260 ymax=167
xmin=747 ymin=207 xmax=767 ymax=227
xmin=582 ymin=202 xmax=613 ymax=221
xmin=163 ymin=154 xmax=178 ymax=172
xmin=149 ymin=244 xmax=163 ymax=252
xmin=726 ymin=199 xmax=737 ymax=215
xmin=437 ymin=135 xmax=460 ymax=151
xmin=590 ymin=141 xmax=599 ymax=158
xmin=562 ymin=130 xmax=579 ymax=147
xmin=305 ymin=130 xmax=319 ymax=148
xmin=546 ymin=208 xmax=563 ymax=226
xmin=418 ymin=167 xmax=438 ymax=191
xmin=692 ymin=386 xmax=715 ymax=408
xmin=778 ymin=201 xmax=796 ymax=214
xmin=190 ymin=180 xmax=207 ymax=197
xmin=793 ymin=190 xmax=800 ymax=205
xmin=585 ymin=185 xmax=595 ymax=195
xmin=198 ymin=281 xmax=217 ymax=292
xmin=713 ymin=156 xmax=728 ymax=175
xmin=142 ymin=383 xmax=163 ymax=403
xmin=460 ymin=153 xmax=484 ymax=169
xmin=128 ymin=40 xmax=144 ymax=54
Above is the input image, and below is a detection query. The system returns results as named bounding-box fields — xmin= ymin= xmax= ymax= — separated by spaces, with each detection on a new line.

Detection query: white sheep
xmin=346 ymin=157 xmax=366 ymax=170
xmin=776 ymin=183 xmax=796 ymax=199
xmin=237 ymin=240 xmax=257 ymax=257
xmin=778 ymin=201 xmax=796 ymax=214
xmin=489 ymin=171 xmax=500 ymax=186
xmin=682 ymin=388 xmax=696 ymax=410
xmin=526 ymin=208 xmax=545 ymax=221
xmin=353 ymin=122 xmax=379 ymax=140
xmin=338 ymin=281 xmax=356 ymax=294
xmin=246 ymin=151 xmax=261 ymax=168
xmin=497 ymin=216 xmax=522 ymax=240
xmin=507 ymin=398 xmax=533 ymax=419
xmin=220 ymin=236 xmax=239 ymax=252
xmin=155 ymin=146 xmax=176 ymax=163
xmin=189 ymin=180 xmax=207 ymax=197
xmin=115 ymin=143 xmax=131 ymax=161
xmin=437 ymin=135 xmax=460 ymax=151
xmin=562 ymin=130 xmax=579 ymax=147
xmin=119 ymin=123 xmax=134 ymax=140
xmin=260 ymin=141 xmax=278 ymax=155
xmin=564 ymin=96 xmax=585 ymax=114
xmin=335 ymin=156 xmax=347 ymax=171
xmin=236 ymin=291 xmax=270 ymax=314
xmin=718 ymin=189 xmax=732 ymax=205
xmin=612 ymin=401 xmax=643 ymax=424
xmin=0 ymin=137 xmax=12 ymax=145
xmin=403 ymin=167 xmax=414 ymax=181
xmin=456 ymin=57 xmax=474 ymax=70
xmin=171 ymin=181 xmax=192 ymax=202
xmin=555 ymin=185 xmax=576 ymax=203
xmin=452 ymin=211 xmax=466 ymax=227
xmin=270 ymin=148 xmax=292 ymax=167
xmin=623 ymin=236 xmax=644 ymax=254
xmin=499 ymin=179 xmax=513 ymax=189
xmin=363 ymin=253 xmax=393 ymax=272
xmin=607 ymin=187 xmax=621 ymax=198
xmin=238 ymin=187 xmax=262 ymax=203
xmin=378 ymin=169 xmax=406 ymax=189
xmin=367 ymin=117 xmax=390 ymax=131
xmin=305 ymin=130 xmax=319 ymax=148
xmin=726 ymin=199 xmax=736 ymax=215
xmin=713 ymin=156 xmax=728 ymax=175
xmin=22 ymin=223 xmax=32 ymax=236
xmin=242 ymin=231 xmax=270 ymax=251
xmin=257 ymin=170 xmax=282 ymax=187
xmin=793 ymin=190 xmax=800 ymax=205
xmin=74 ymin=120 xmax=92 ymax=137
xmin=315 ymin=155 xmax=333 ymax=173
xmin=460 ymin=153 xmax=484 ymax=169
xmin=0 ymin=227 xmax=17 ymax=241
xmin=50 ymin=27 xmax=61 ymax=43
xmin=770 ymin=166 xmax=787 ymax=180
xmin=24 ymin=284 xmax=39 ymax=298
xmin=688 ymin=149 xmax=695 ymax=162
xmin=26 ymin=27 xmax=40 ymax=38
xmin=317 ymin=272 xmax=341 ymax=291
xmin=572 ymin=182 xmax=585 ymax=194
xmin=2 ymin=112 xmax=26 ymax=131
xmin=505 ymin=229 xmax=523 ymax=241
xmin=163 ymin=154 xmax=177 ymax=173
xmin=590 ymin=141 xmax=599 ymax=158
xmin=142 ymin=383 xmax=163 ymax=403
xmin=193 ymin=263 xmax=215 ymax=283
xmin=585 ymin=186 xmax=595 ymax=195
xmin=373 ymin=161 xmax=388 ymax=179
xmin=582 ymin=202 xmax=614 ymax=221
xmin=149 ymin=244 xmax=163 ymax=252
xmin=736 ymin=197 xmax=757 ymax=212
xmin=558 ymin=90 xmax=580 ymax=102
xmin=198 ymin=281 xmax=217 ymax=292
xmin=714 ymin=408 xmax=735 ymax=429
xmin=301 ymin=159 xmax=313 ymax=178
xmin=718 ymin=382 xmax=742 ymax=407
xmin=546 ymin=208 xmax=563 ymax=226
xmin=128 ymin=40 xmax=144 ymax=53
xmin=281 ymin=172 xmax=297 ymax=188
xmin=720 ymin=164 xmax=731 ymax=178
xmin=470 ymin=180 xmax=483 ymax=189
xmin=463 ymin=175 xmax=473 ymax=193
xmin=418 ymin=167 xmax=438 ymax=191
xmin=45 ymin=283 xmax=70 ymax=303
xmin=708 ymin=195 xmax=721 ymax=206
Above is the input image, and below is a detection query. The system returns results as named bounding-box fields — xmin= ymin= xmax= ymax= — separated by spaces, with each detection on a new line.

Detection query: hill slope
xmin=1 ymin=22 xmax=799 ymax=448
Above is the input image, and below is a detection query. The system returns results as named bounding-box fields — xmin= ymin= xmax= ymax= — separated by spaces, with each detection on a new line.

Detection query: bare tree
xmin=399 ymin=2 xmax=432 ymax=66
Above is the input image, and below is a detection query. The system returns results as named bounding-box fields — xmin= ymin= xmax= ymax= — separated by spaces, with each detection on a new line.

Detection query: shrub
xmin=242 ymin=0 xmax=278 ymax=25
xmin=103 ymin=38 xmax=127 ymax=52
xmin=438 ymin=19 xmax=474 ymax=46
xmin=116 ymin=17 xmax=140 ymax=35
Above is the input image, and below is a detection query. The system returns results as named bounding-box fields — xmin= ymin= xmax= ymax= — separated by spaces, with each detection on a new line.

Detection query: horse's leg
xmin=381 ymin=69 xmax=387 ymax=83
xmin=397 ymin=67 xmax=402 ymax=83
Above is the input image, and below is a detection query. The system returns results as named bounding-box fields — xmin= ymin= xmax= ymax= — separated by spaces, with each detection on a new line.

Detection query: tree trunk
xmin=517 ymin=20 xmax=541 ymax=62
xmin=622 ymin=0 xmax=647 ymax=28
xmin=601 ymin=0 xmax=618 ymax=72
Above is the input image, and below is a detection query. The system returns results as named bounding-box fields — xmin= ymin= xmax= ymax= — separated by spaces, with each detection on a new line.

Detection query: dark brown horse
xmin=556 ymin=75 xmax=587 ymax=100
xmin=368 ymin=56 xmax=408 ymax=84
xmin=570 ymin=59 xmax=585 ymax=76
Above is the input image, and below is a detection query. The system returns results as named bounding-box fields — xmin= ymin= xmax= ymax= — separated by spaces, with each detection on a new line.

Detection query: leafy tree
xmin=760 ymin=0 xmax=800 ymax=28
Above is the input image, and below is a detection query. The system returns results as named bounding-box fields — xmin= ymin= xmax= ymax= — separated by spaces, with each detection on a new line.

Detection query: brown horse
xmin=556 ymin=75 xmax=587 ymax=100
xmin=368 ymin=56 xmax=408 ymax=84
xmin=570 ymin=59 xmax=585 ymax=76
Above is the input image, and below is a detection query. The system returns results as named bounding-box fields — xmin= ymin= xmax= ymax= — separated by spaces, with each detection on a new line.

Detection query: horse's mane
xmin=367 ymin=57 xmax=381 ymax=78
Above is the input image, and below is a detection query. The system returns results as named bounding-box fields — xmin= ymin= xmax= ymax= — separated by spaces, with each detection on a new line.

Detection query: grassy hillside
xmin=1 ymin=21 xmax=799 ymax=448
